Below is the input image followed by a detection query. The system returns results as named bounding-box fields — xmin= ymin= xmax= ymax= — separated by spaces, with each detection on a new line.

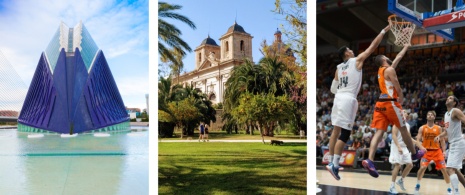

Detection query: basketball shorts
xmin=389 ymin=143 xmax=412 ymax=165
xmin=371 ymin=101 xmax=405 ymax=131
xmin=331 ymin=93 xmax=358 ymax=130
xmin=446 ymin=140 xmax=465 ymax=169
xmin=420 ymin=149 xmax=446 ymax=170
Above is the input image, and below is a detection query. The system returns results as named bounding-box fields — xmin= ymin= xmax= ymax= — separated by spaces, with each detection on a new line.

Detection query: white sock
xmin=399 ymin=177 xmax=403 ymax=182
xmin=450 ymin=174 xmax=459 ymax=192
xmin=391 ymin=182 xmax=395 ymax=187
xmin=417 ymin=180 xmax=421 ymax=185
xmin=333 ymin=154 xmax=341 ymax=167
xmin=328 ymin=155 xmax=333 ymax=164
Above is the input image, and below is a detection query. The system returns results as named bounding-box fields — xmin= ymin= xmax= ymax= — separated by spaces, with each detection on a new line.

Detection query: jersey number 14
xmin=339 ymin=76 xmax=348 ymax=88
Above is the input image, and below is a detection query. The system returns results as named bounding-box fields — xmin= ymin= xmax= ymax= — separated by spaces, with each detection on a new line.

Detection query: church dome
xmin=200 ymin=35 xmax=219 ymax=46
xmin=274 ymin=28 xmax=282 ymax=35
xmin=227 ymin=22 xmax=247 ymax=33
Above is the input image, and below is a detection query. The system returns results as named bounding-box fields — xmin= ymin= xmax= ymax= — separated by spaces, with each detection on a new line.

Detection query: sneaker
xmin=412 ymin=149 xmax=426 ymax=160
xmin=362 ymin=159 xmax=379 ymax=178
xmin=447 ymin=188 xmax=453 ymax=195
xmin=325 ymin=163 xmax=341 ymax=180
xmin=414 ymin=184 xmax=420 ymax=194
xmin=389 ymin=186 xmax=398 ymax=194
xmin=396 ymin=179 xmax=406 ymax=191
xmin=327 ymin=162 xmax=345 ymax=171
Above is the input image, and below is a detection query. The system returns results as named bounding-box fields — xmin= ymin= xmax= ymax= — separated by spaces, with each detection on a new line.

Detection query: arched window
xmin=240 ymin=40 xmax=244 ymax=51
xmin=225 ymin=41 xmax=229 ymax=52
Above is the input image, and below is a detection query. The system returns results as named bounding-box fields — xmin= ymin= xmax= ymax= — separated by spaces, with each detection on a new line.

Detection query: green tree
xmin=158 ymin=2 xmax=196 ymax=65
xmin=158 ymin=76 xmax=183 ymax=137
xmin=158 ymin=76 xmax=183 ymax=113
xmin=231 ymin=92 xmax=294 ymax=144
xmin=168 ymin=97 xmax=200 ymax=138
xmin=223 ymin=57 xmax=295 ymax=136
xmin=158 ymin=76 xmax=216 ymax=137
xmin=260 ymin=32 xmax=307 ymax=134
xmin=178 ymin=85 xmax=216 ymax=135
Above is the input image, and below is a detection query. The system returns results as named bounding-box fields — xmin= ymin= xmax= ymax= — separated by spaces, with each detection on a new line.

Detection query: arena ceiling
xmin=317 ymin=0 xmax=449 ymax=48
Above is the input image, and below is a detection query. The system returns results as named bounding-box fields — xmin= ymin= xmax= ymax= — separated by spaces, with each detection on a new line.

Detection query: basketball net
xmin=388 ymin=15 xmax=416 ymax=46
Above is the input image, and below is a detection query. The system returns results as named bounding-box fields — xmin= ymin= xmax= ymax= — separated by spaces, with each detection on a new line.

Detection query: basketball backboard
xmin=388 ymin=0 xmax=454 ymax=40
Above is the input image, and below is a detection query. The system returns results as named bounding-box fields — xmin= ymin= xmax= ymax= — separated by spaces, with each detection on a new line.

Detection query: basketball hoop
xmin=388 ymin=15 xmax=416 ymax=46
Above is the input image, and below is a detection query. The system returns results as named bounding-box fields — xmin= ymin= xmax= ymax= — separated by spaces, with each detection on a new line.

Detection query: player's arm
xmin=355 ymin=25 xmax=391 ymax=70
xmin=391 ymin=44 xmax=409 ymax=69
xmin=416 ymin=126 xmax=423 ymax=144
xmin=435 ymin=128 xmax=448 ymax=142
xmin=412 ymin=138 xmax=425 ymax=150
xmin=452 ymin=108 xmax=465 ymax=124
xmin=385 ymin=67 xmax=404 ymax=104
xmin=330 ymin=69 xmax=339 ymax=94
xmin=440 ymin=129 xmax=446 ymax=153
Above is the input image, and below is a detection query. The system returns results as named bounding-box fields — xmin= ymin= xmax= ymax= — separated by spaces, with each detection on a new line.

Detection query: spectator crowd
xmin=316 ymin=48 xmax=465 ymax=166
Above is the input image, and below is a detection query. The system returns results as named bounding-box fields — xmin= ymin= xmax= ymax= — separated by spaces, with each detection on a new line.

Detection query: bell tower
xmin=219 ymin=21 xmax=253 ymax=63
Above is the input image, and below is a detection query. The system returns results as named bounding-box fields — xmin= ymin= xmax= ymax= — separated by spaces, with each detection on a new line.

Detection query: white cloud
xmin=0 ymin=0 xmax=148 ymax=111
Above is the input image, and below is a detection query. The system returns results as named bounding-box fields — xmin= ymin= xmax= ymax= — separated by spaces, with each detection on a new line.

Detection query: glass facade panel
xmin=80 ymin=25 xmax=99 ymax=71
xmin=45 ymin=28 xmax=61 ymax=72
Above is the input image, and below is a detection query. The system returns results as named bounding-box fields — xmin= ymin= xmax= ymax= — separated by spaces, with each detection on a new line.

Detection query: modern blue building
xmin=18 ymin=22 xmax=129 ymax=134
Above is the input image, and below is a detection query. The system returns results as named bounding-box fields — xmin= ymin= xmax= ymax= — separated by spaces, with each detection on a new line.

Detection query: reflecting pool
xmin=0 ymin=126 xmax=148 ymax=194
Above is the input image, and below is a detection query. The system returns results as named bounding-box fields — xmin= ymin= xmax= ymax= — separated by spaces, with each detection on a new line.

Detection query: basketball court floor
xmin=316 ymin=169 xmax=465 ymax=194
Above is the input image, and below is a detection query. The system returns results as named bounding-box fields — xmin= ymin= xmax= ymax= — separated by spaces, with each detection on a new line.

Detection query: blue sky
xmin=0 ymin=0 xmax=148 ymax=111
xmin=159 ymin=0 xmax=291 ymax=74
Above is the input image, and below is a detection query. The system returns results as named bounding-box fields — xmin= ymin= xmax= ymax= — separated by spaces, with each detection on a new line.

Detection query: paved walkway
xmin=159 ymin=139 xmax=307 ymax=143
xmin=130 ymin=122 xmax=149 ymax=126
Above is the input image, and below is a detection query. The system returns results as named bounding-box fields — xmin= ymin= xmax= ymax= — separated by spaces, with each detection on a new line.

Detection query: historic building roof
xmin=200 ymin=35 xmax=219 ymax=46
xmin=227 ymin=22 xmax=247 ymax=34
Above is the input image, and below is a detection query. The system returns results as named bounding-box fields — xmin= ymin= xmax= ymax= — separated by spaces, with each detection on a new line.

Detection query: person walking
xmin=204 ymin=124 xmax=210 ymax=142
xmin=198 ymin=122 xmax=205 ymax=142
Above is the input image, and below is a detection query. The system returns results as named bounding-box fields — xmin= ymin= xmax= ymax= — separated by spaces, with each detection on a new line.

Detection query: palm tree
xmin=180 ymin=85 xmax=216 ymax=125
xmin=158 ymin=76 xmax=182 ymax=112
xmin=222 ymin=57 xmax=295 ymax=136
xmin=158 ymin=2 xmax=196 ymax=65
xmin=257 ymin=57 xmax=294 ymax=96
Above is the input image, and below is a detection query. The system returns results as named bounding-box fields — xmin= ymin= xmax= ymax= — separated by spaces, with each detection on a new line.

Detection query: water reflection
xmin=0 ymin=127 xmax=148 ymax=194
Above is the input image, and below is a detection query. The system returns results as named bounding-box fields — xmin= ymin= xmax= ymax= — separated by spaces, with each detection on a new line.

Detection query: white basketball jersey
xmin=336 ymin=58 xmax=362 ymax=96
xmin=444 ymin=108 xmax=462 ymax=144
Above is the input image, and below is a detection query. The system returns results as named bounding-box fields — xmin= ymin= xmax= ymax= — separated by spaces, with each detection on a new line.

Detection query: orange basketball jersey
xmin=377 ymin=67 xmax=398 ymax=99
xmin=421 ymin=124 xmax=442 ymax=149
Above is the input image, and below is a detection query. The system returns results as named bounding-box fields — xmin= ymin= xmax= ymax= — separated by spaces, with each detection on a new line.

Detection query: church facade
xmin=174 ymin=22 xmax=289 ymax=106
xmin=172 ymin=22 xmax=291 ymax=130
xmin=173 ymin=22 xmax=253 ymax=105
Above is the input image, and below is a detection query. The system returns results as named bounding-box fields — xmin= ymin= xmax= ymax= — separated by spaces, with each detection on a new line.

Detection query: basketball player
xmin=414 ymin=111 xmax=451 ymax=194
xmin=325 ymin=25 xmax=391 ymax=180
xmin=363 ymin=43 xmax=424 ymax=178
xmin=434 ymin=96 xmax=465 ymax=194
xmin=389 ymin=110 xmax=425 ymax=194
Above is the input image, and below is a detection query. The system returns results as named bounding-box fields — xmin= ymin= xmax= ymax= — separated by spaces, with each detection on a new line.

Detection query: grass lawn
xmin=159 ymin=142 xmax=307 ymax=195
xmin=161 ymin=131 xmax=307 ymax=140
